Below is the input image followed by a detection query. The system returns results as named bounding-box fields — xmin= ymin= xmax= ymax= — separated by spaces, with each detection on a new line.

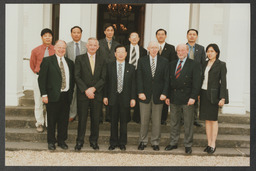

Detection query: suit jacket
xmin=158 ymin=43 xmax=177 ymax=62
xmin=169 ymin=58 xmax=201 ymax=105
xmin=125 ymin=45 xmax=147 ymax=63
xmin=38 ymin=55 xmax=75 ymax=104
xmin=202 ymin=59 xmax=227 ymax=103
xmin=137 ymin=55 xmax=169 ymax=104
xmin=98 ymin=38 xmax=120 ymax=63
xmin=188 ymin=43 xmax=206 ymax=65
xmin=75 ymin=52 xmax=106 ymax=102
xmin=104 ymin=61 xmax=136 ymax=107
xmin=66 ymin=41 xmax=87 ymax=62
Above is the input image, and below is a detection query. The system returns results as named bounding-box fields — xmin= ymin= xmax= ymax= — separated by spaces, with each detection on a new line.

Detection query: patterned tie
xmin=175 ymin=61 xmax=183 ymax=79
xmin=75 ymin=43 xmax=80 ymax=56
xmin=159 ymin=46 xmax=162 ymax=55
xmin=108 ymin=41 xmax=111 ymax=50
xmin=117 ymin=63 xmax=123 ymax=93
xmin=60 ymin=58 xmax=66 ymax=89
xmin=44 ymin=47 xmax=49 ymax=57
xmin=189 ymin=46 xmax=194 ymax=60
xmin=90 ymin=55 xmax=95 ymax=75
xmin=151 ymin=58 xmax=156 ymax=78
xmin=130 ymin=47 xmax=136 ymax=66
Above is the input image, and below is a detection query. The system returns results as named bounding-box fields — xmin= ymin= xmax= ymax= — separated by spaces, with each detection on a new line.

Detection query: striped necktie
xmin=151 ymin=58 xmax=156 ymax=78
xmin=117 ymin=63 xmax=123 ymax=93
xmin=60 ymin=58 xmax=66 ymax=89
xmin=175 ymin=61 xmax=183 ymax=79
xmin=130 ymin=47 xmax=136 ymax=66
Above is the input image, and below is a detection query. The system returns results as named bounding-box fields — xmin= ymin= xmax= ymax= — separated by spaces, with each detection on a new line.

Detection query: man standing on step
xmin=30 ymin=28 xmax=55 ymax=133
xmin=74 ymin=38 xmax=106 ymax=151
xmin=38 ymin=40 xmax=75 ymax=151
xmin=165 ymin=44 xmax=201 ymax=154
xmin=156 ymin=28 xmax=177 ymax=125
xmin=103 ymin=45 xmax=136 ymax=151
xmin=125 ymin=32 xmax=147 ymax=123
xmin=137 ymin=41 xmax=169 ymax=151
xmin=65 ymin=26 xmax=87 ymax=122
xmin=98 ymin=24 xmax=120 ymax=123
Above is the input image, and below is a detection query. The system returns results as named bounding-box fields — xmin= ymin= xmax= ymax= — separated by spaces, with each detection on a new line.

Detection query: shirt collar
xmin=73 ymin=41 xmax=81 ymax=45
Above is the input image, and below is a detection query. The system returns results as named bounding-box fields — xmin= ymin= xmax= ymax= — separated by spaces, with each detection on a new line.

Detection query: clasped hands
xmin=85 ymin=87 xmax=96 ymax=99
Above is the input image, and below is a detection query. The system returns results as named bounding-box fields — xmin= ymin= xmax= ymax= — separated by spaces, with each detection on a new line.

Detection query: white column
xmin=6 ymin=4 xmax=24 ymax=106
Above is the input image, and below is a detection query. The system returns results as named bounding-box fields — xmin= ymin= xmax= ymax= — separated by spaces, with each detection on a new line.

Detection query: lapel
xmin=160 ymin=43 xmax=169 ymax=56
xmin=145 ymin=56 xmax=152 ymax=77
xmin=113 ymin=61 xmax=117 ymax=90
xmin=126 ymin=45 xmax=131 ymax=60
xmin=103 ymin=39 xmax=111 ymax=52
xmin=123 ymin=62 xmax=130 ymax=86
xmin=194 ymin=44 xmax=200 ymax=59
xmin=94 ymin=52 xmax=101 ymax=76
xmin=178 ymin=58 xmax=190 ymax=78
xmin=209 ymin=59 xmax=220 ymax=72
xmin=83 ymin=53 xmax=93 ymax=76
xmin=154 ymin=56 xmax=160 ymax=78
xmin=52 ymin=55 xmax=61 ymax=76
xmin=80 ymin=41 xmax=87 ymax=54
xmin=68 ymin=43 xmax=74 ymax=59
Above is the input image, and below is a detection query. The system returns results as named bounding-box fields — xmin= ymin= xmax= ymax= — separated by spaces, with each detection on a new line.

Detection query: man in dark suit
xmin=185 ymin=28 xmax=206 ymax=127
xmin=99 ymin=24 xmax=120 ymax=122
xmin=156 ymin=28 xmax=178 ymax=125
xmin=165 ymin=44 xmax=201 ymax=154
xmin=103 ymin=45 xmax=136 ymax=151
xmin=125 ymin=32 xmax=147 ymax=123
xmin=137 ymin=41 xmax=169 ymax=151
xmin=38 ymin=40 xmax=75 ymax=151
xmin=74 ymin=38 xmax=106 ymax=151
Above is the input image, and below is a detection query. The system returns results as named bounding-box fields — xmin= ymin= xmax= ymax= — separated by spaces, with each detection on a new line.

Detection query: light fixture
xmin=107 ymin=4 xmax=132 ymax=17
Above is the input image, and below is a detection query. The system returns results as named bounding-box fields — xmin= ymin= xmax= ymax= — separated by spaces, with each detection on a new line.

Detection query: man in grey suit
xmin=66 ymin=26 xmax=87 ymax=122
xmin=185 ymin=29 xmax=206 ymax=127
xmin=137 ymin=41 xmax=169 ymax=151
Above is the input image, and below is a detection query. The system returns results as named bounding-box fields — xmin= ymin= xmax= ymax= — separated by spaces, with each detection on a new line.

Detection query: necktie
xmin=75 ymin=43 xmax=80 ymax=56
xmin=44 ymin=47 xmax=49 ymax=57
xmin=130 ymin=47 xmax=136 ymax=66
xmin=151 ymin=58 xmax=156 ymax=78
xmin=90 ymin=55 xmax=95 ymax=75
xmin=60 ymin=58 xmax=66 ymax=89
xmin=108 ymin=41 xmax=111 ymax=50
xmin=159 ymin=46 xmax=163 ymax=55
xmin=175 ymin=61 xmax=183 ymax=79
xmin=117 ymin=63 xmax=123 ymax=93
xmin=189 ymin=46 xmax=194 ymax=60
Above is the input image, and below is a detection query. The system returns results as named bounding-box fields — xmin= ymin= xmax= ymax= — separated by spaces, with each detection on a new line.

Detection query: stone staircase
xmin=5 ymin=90 xmax=250 ymax=156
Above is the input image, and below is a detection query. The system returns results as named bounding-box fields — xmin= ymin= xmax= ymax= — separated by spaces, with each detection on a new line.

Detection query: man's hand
xmin=85 ymin=87 xmax=96 ymax=99
xmin=160 ymin=94 xmax=167 ymax=101
xmin=165 ymin=98 xmax=170 ymax=106
xmin=130 ymin=99 xmax=136 ymax=108
xmin=103 ymin=98 xmax=108 ymax=105
xmin=138 ymin=93 xmax=146 ymax=101
xmin=42 ymin=96 xmax=48 ymax=104
xmin=187 ymin=98 xmax=195 ymax=106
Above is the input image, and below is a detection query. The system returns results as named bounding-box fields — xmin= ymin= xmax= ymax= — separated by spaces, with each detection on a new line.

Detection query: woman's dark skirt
xmin=199 ymin=89 xmax=219 ymax=121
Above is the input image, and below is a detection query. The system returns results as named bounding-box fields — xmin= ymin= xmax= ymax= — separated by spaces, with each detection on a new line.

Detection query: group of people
xmin=29 ymin=24 xmax=227 ymax=154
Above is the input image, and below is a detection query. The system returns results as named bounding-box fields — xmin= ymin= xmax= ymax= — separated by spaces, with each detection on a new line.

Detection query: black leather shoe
xmin=203 ymin=146 xmax=210 ymax=152
xmin=152 ymin=145 xmax=160 ymax=151
xmin=90 ymin=143 xmax=99 ymax=150
xmin=207 ymin=147 xmax=216 ymax=154
xmin=74 ymin=143 xmax=83 ymax=151
xmin=185 ymin=147 xmax=192 ymax=154
xmin=138 ymin=142 xmax=146 ymax=150
xmin=48 ymin=143 xmax=56 ymax=151
xmin=165 ymin=145 xmax=178 ymax=151
xmin=161 ymin=120 xmax=167 ymax=125
xmin=119 ymin=145 xmax=126 ymax=151
xmin=194 ymin=122 xmax=202 ymax=127
xmin=58 ymin=142 xmax=68 ymax=150
xmin=108 ymin=145 xmax=116 ymax=150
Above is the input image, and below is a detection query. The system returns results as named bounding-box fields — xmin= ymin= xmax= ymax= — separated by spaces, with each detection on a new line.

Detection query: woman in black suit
xmin=199 ymin=44 xmax=227 ymax=154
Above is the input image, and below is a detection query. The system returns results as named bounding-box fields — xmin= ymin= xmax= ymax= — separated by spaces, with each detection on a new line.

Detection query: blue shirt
xmin=175 ymin=57 xmax=188 ymax=74
xmin=186 ymin=43 xmax=195 ymax=58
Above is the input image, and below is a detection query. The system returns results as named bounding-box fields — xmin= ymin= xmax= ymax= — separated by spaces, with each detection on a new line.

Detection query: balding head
xmin=54 ymin=40 xmax=67 ymax=57
xmin=147 ymin=41 xmax=160 ymax=58
xmin=176 ymin=44 xmax=189 ymax=60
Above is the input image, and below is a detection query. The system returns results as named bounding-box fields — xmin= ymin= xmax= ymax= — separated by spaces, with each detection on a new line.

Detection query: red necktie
xmin=175 ymin=61 xmax=183 ymax=79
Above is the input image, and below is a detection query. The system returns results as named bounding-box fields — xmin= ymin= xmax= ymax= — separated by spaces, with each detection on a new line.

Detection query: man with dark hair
xmin=74 ymin=38 xmax=106 ymax=151
xmin=66 ymin=26 xmax=87 ymax=122
xmin=103 ymin=45 xmax=136 ymax=151
xmin=30 ymin=28 xmax=54 ymax=133
xmin=38 ymin=40 xmax=75 ymax=150
xmin=98 ymin=24 xmax=120 ymax=122
xmin=185 ymin=28 xmax=206 ymax=127
xmin=125 ymin=32 xmax=147 ymax=123
xmin=155 ymin=28 xmax=177 ymax=125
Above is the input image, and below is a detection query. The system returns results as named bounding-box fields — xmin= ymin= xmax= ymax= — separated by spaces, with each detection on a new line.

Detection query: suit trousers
xmin=76 ymin=99 xmax=102 ymax=144
xmin=131 ymin=97 xmax=140 ymax=123
xmin=46 ymin=92 xmax=69 ymax=144
xmin=139 ymin=97 xmax=163 ymax=145
xmin=34 ymin=74 xmax=47 ymax=127
xmin=169 ymin=103 xmax=194 ymax=147
xmin=161 ymin=103 xmax=169 ymax=122
xmin=109 ymin=93 xmax=129 ymax=146
xmin=180 ymin=100 xmax=199 ymax=123
xmin=69 ymin=85 xmax=77 ymax=119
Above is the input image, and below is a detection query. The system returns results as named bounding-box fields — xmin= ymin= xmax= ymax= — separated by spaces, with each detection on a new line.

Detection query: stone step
xmin=5 ymin=141 xmax=250 ymax=157
xmin=5 ymin=128 xmax=250 ymax=148
xmin=19 ymin=96 xmax=34 ymax=106
xmin=5 ymin=106 xmax=250 ymax=124
xmin=5 ymin=116 xmax=250 ymax=135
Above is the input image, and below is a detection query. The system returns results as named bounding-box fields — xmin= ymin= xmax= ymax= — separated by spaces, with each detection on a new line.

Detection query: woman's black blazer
xmin=201 ymin=59 xmax=227 ymax=104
